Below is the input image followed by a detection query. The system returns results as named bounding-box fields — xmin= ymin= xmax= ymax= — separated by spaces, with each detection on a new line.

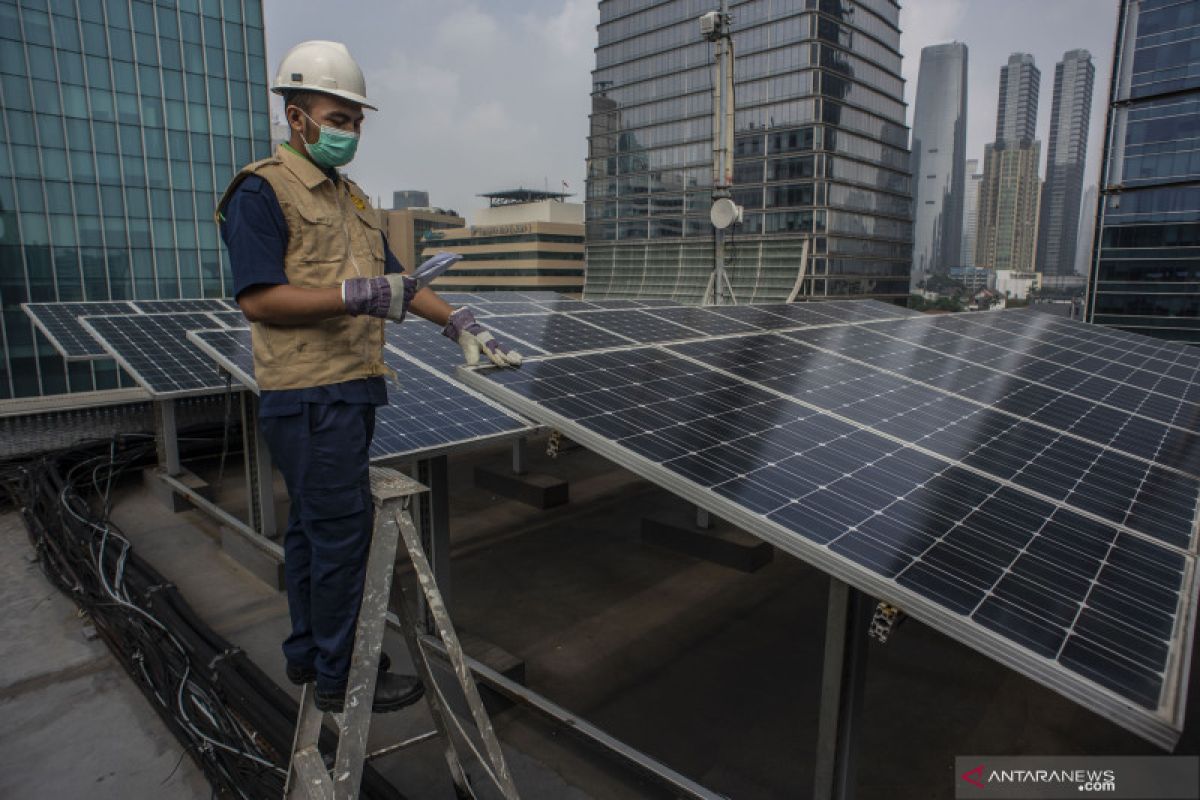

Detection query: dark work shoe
xmin=314 ymin=672 xmax=424 ymax=714
xmin=286 ymin=652 xmax=393 ymax=687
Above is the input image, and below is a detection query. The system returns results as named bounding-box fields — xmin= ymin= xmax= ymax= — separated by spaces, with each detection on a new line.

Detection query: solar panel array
xmin=23 ymin=298 xmax=239 ymax=361
xmin=458 ymin=303 xmax=1200 ymax=748
xmin=189 ymin=327 xmax=533 ymax=460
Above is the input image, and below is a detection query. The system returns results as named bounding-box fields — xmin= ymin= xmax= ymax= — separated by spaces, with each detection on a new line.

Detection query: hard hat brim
xmin=271 ymin=83 xmax=377 ymax=111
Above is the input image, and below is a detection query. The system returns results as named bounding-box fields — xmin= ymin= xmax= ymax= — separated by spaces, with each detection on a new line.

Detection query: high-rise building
xmin=976 ymin=53 xmax=1042 ymax=273
xmin=585 ymin=0 xmax=912 ymax=303
xmin=0 ymin=0 xmax=271 ymax=399
xmin=1036 ymin=49 xmax=1094 ymax=277
xmin=1086 ymin=0 xmax=1200 ymax=342
xmin=961 ymin=158 xmax=982 ymax=268
xmin=392 ymin=190 xmax=430 ymax=210
xmin=995 ymin=52 xmax=1039 ymax=142
xmin=909 ymin=42 xmax=967 ymax=290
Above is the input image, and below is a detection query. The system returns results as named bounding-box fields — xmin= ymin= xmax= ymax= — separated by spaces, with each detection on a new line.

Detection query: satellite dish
xmin=710 ymin=197 xmax=742 ymax=229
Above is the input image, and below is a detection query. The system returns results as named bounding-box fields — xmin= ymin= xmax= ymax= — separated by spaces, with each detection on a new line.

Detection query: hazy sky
xmin=262 ymin=0 xmax=1119 ymax=219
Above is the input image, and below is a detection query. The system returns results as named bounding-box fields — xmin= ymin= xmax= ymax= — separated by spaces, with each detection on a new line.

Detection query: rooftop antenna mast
xmin=701 ymin=1 xmax=741 ymax=306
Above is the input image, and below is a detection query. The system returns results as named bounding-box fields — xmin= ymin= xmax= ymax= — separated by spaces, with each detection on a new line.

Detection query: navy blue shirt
xmin=220 ymin=174 xmax=404 ymax=417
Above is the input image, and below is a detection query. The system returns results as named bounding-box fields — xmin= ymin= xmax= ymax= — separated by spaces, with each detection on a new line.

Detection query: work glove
xmin=442 ymin=307 xmax=522 ymax=367
xmin=342 ymin=252 xmax=462 ymax=321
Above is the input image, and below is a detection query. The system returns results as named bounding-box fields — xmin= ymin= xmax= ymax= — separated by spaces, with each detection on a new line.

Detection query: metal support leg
xmin=241 ymin=393 xmax=277 ymax=539
xmin=813 ymin=579 xmax=870 ymax=800
xmin=695 ymin=506 xmax=711 ymax=530
xmin=155 ymin=399 xmax=181 ymax=476
xmin=415 ymin=455 xmax=451 ymax=633
xmin=512 ymin=437 xmax=528 ymax=476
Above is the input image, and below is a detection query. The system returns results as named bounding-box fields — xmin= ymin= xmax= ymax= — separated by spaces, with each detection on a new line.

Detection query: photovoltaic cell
xmin=459 ymin=308 xmax=1200 ymax=748
xmin=80 ymin=314 xmax=230 ymax=397
xmin=188 ymin=327 xmax=532 ymax=460
xmin=23 ymin=301 xmax=139 ymax=359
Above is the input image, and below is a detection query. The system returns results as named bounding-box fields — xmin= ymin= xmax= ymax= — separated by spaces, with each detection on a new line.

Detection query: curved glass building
xmin=585 ymin=0 xmax=912 ymax=304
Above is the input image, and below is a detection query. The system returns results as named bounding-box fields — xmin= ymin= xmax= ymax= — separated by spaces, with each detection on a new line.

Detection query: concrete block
xmin=641 ymin=515 xmax=774 ymax=573
xmin=219 ymin=525 xmax=285 ymax=590
xmin=141 ymin=466 xmax=213 ymax=513
xmin=474 ymin=461 xmax=569 ymax=509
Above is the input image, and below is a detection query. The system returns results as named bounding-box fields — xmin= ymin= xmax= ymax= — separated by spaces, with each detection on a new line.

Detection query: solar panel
xmin=483 ymin=313 xmax=634 ymax=353
xmin=22 ymin=301 xmax=139 ymax=360
xmin=188 ymin=327 xmax=533 ymax=460
xmin=132 ymin=298 xmax=236 ymax=314
xmin=458 ymin=311 xmax=1200 ymax=748
xmin=80 ymin=313 xmax=230 ymax=397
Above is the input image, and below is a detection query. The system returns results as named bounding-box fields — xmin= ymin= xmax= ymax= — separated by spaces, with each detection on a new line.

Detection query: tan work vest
xmin=217 ymin=144 xmax=387 ymax=391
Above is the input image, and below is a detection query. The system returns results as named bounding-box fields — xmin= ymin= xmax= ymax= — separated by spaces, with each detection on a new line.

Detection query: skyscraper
xmin=0 ymin=0 xmax=271 ymax=399
xmin=1037 ymin=49 xmax=1094 ymax=277
xmin=960 ymin=158 xmax=982 ymax=268
xmin=976 ymin=53 xmax=1041 ymax=273
xmin=1086 ymin=0 xmax=1200 ymax=341
xmin=909 ymin=42 xmax=967 ymax=290
xmin=585 ymin=0 xmax=912 ymax=303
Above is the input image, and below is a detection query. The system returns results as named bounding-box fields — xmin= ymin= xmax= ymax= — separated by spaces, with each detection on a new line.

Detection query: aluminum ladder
xmin=284 ymin=466 xmax=519 ymax=799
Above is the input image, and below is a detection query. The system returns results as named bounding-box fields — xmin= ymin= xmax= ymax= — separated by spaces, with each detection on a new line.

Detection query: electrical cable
xmin=11 ymin=431 xmax=404 ymax=799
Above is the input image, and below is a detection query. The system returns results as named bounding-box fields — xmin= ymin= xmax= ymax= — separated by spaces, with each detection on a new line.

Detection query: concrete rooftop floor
xmin=2 ymin=433 xmax=1197 ymax=799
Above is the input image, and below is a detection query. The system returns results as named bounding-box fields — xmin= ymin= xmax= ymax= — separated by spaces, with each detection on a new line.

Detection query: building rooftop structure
xmin=479 ymin=188 xmax=574 ymax=206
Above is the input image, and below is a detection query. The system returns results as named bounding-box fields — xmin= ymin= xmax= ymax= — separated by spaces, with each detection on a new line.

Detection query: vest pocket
xmin=293 ymin=204 xmax=347 ymax=265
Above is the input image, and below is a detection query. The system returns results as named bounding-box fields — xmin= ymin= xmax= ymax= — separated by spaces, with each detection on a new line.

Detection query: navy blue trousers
xmin=260 ymin=402 xmax=375 ymax=693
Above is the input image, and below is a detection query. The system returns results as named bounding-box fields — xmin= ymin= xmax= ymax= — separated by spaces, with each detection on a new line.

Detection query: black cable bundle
xmin=16 ymin=434 xmax=404 ymax=800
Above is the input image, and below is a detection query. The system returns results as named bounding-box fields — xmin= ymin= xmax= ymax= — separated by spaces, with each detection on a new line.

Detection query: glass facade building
xmin=1036 ymin=49 xmax=1094 ymax=278
xmin=1086 ymin=0 xmax=1200 ymax=342
xmin=909 ymin=41 xmax=967 ymax=289
xmin=585 ymin=0 xmax=912 ymax=303
xmin=0 ymin=0 xmax=271 ymax=398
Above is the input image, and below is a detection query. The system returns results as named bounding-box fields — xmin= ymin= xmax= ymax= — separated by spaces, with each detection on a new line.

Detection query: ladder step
xmin=288 ymin=746 xmax=333 ymax=800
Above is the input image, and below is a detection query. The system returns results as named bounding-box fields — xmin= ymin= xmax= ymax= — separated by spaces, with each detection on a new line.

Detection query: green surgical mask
xmin=294 ymin=108 xmax=359 ymax=169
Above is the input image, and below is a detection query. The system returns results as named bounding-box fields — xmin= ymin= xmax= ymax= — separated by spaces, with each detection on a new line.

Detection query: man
xmin=217 ymin=41 xmax=521 ymax=713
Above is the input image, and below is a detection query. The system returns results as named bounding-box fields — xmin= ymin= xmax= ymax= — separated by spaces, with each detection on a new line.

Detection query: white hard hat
xmin=271 ymin=40 xmax=376 ymax=110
